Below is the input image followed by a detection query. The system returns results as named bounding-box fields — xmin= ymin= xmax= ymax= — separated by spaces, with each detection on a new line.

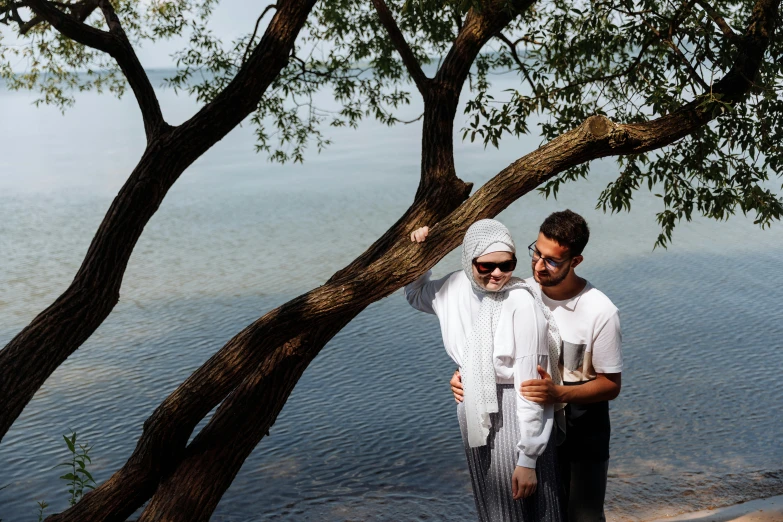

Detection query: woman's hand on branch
xmin=410 ymin=226 xmax=429 ymax=243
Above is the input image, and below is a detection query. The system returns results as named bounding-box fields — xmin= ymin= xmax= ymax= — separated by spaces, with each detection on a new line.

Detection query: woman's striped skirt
xmin=457 ymin=383 xmax=565 ymax=522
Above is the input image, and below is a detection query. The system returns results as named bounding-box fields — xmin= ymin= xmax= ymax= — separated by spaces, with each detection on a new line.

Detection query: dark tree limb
xmin=169 ymin=0 xmax=319 ymax=169
xmin=512 ymin=35 xmax=543 ymax=46
xmin=370 ymin=0 xmax=430 ymax=95
xmin=452 ymin=6 xmax=463 ymax=34
xmin=434 ymin=1 xmax=532 ymax=91
xmin=18 ymin=16 xmax=42 ymax=32
xmin=0 ymin=0 xmax=26 ymax=25
xmin=137 ymin=320 xmax=350 ymax=522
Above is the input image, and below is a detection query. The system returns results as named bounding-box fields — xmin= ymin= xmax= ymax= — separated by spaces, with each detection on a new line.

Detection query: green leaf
xmin=63 ymin=434 xmax=75 ymax=453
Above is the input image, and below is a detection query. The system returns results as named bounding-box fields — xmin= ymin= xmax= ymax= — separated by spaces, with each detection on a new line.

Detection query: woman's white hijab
xmin=461 ymin=219 xmax=517 ymax=447
xmin=460 ymin=219 xmax=565 ymax=448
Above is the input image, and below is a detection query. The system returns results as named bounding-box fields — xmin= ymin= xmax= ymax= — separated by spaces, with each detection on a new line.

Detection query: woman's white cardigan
xmin=405 ymin=270 xmax=554 ymax=468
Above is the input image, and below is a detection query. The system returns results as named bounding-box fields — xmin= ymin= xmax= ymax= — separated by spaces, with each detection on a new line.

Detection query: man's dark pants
xmin=557 ymin=396 xmax=611 ymax=522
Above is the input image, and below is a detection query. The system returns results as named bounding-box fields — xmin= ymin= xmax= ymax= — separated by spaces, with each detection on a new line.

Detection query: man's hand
xmin=512 ymin=466 xmax=537 ymax=500
xmin=410 ymin=226 xmax=429 ymax=243
xmin=450 ymin=369 xmax=464 ymax=403
xmin=520 ymin=365 xmax=561 ymax=405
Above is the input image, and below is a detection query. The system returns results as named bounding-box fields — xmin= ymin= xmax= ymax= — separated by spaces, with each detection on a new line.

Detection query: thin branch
xmin=670 ymin=0 xmax=699 ymax=39
xmin=0 ymin=0 xmax=70 ymax=11
xmin=512 ymin=35 xmax=543 ymax=47
xmin=3 ymin=2 xmax=28 ymax=26
xmin=242 ymin=3 xmax=277 ymax=65
xmin=496 ymin=32 xmax=537 ymax=94
xmin=398 ymin=112 xmax=423 ymax=124
xmin=543 ymin=37 xmax=655 ymax=100
xmin=642 ymin=17 xmax=711 ymax=90
xmin=695 ymin=0 xmax=739 ymax=41
xmin=370 ymin=0 xmax=429 ymax=95
xmin=291 ymin=53 xmax=335 ymax=78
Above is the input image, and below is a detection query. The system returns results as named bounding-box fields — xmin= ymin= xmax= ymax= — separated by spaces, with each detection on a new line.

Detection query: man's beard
xmin=532 ymin=264 xmax=570 ymax=287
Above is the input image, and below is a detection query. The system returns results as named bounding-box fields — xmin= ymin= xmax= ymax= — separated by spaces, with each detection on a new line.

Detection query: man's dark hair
xmin=539 ymin=210 xmax=590 ymax=256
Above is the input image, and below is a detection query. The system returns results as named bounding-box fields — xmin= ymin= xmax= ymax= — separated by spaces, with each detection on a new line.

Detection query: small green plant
xmin=58 ymin=432 xmax=96 ymax=506
xmin=36 ymin=500 xmax=49 ymax=522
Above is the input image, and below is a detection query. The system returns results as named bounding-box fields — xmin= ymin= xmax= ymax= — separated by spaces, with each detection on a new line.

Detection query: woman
xmin=405 ymin=219 xmax=564 ymax=522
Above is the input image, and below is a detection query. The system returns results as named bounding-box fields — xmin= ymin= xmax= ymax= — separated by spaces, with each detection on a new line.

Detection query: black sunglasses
xmin=472 ymin=257 xmax=517 ymax=274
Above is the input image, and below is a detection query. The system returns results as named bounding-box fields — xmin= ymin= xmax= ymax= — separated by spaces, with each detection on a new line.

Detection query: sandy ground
xmin=648 ymin=495 xmax=783 ymax=522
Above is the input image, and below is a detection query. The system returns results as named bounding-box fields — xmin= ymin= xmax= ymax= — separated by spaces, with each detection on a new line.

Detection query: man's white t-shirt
xmin=524 ymin=277 xmax=622 ymax=382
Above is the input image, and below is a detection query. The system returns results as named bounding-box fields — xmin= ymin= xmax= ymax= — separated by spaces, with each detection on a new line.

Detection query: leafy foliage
xmin=0 ymin=0 xmax=221 ymax=109
xmin=58 ymin=431 xmax=96 ymax=506
xmin=460 ymin=0 xmax=783 ymax=246
xmin=1 ymin=0 xmax=781 ymax=244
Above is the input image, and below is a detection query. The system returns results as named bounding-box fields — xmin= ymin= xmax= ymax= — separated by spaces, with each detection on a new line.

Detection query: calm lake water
xmin=1 ymin=71 xmax=782 ymax=521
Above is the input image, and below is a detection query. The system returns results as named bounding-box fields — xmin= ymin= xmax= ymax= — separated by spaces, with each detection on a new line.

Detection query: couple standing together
xmin=405 ymin=210 xmax=622 ymax=522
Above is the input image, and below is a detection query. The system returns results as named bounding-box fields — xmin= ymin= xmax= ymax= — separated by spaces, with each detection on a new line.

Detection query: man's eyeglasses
xmin=528 ymin=242 xmax=569 ymax=270
xmin=472 ymin=257 xmax=517 ymax=275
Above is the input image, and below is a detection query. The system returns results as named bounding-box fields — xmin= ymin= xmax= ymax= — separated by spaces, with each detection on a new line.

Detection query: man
xmin=450 ymin=209 xmax=622 ymax=522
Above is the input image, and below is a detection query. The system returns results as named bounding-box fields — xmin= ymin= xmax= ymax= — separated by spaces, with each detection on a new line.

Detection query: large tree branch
xmin=370 ymin=0 xmax=429 ymax=95
xmin=47 ymin=1 xmax=780 ymax=520
xmin=435 ymin=1 xmax=532 ymax=92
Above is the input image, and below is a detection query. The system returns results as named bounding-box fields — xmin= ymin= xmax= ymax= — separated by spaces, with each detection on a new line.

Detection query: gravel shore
xmin=648 ymin=495 xmax=783 ymax=522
